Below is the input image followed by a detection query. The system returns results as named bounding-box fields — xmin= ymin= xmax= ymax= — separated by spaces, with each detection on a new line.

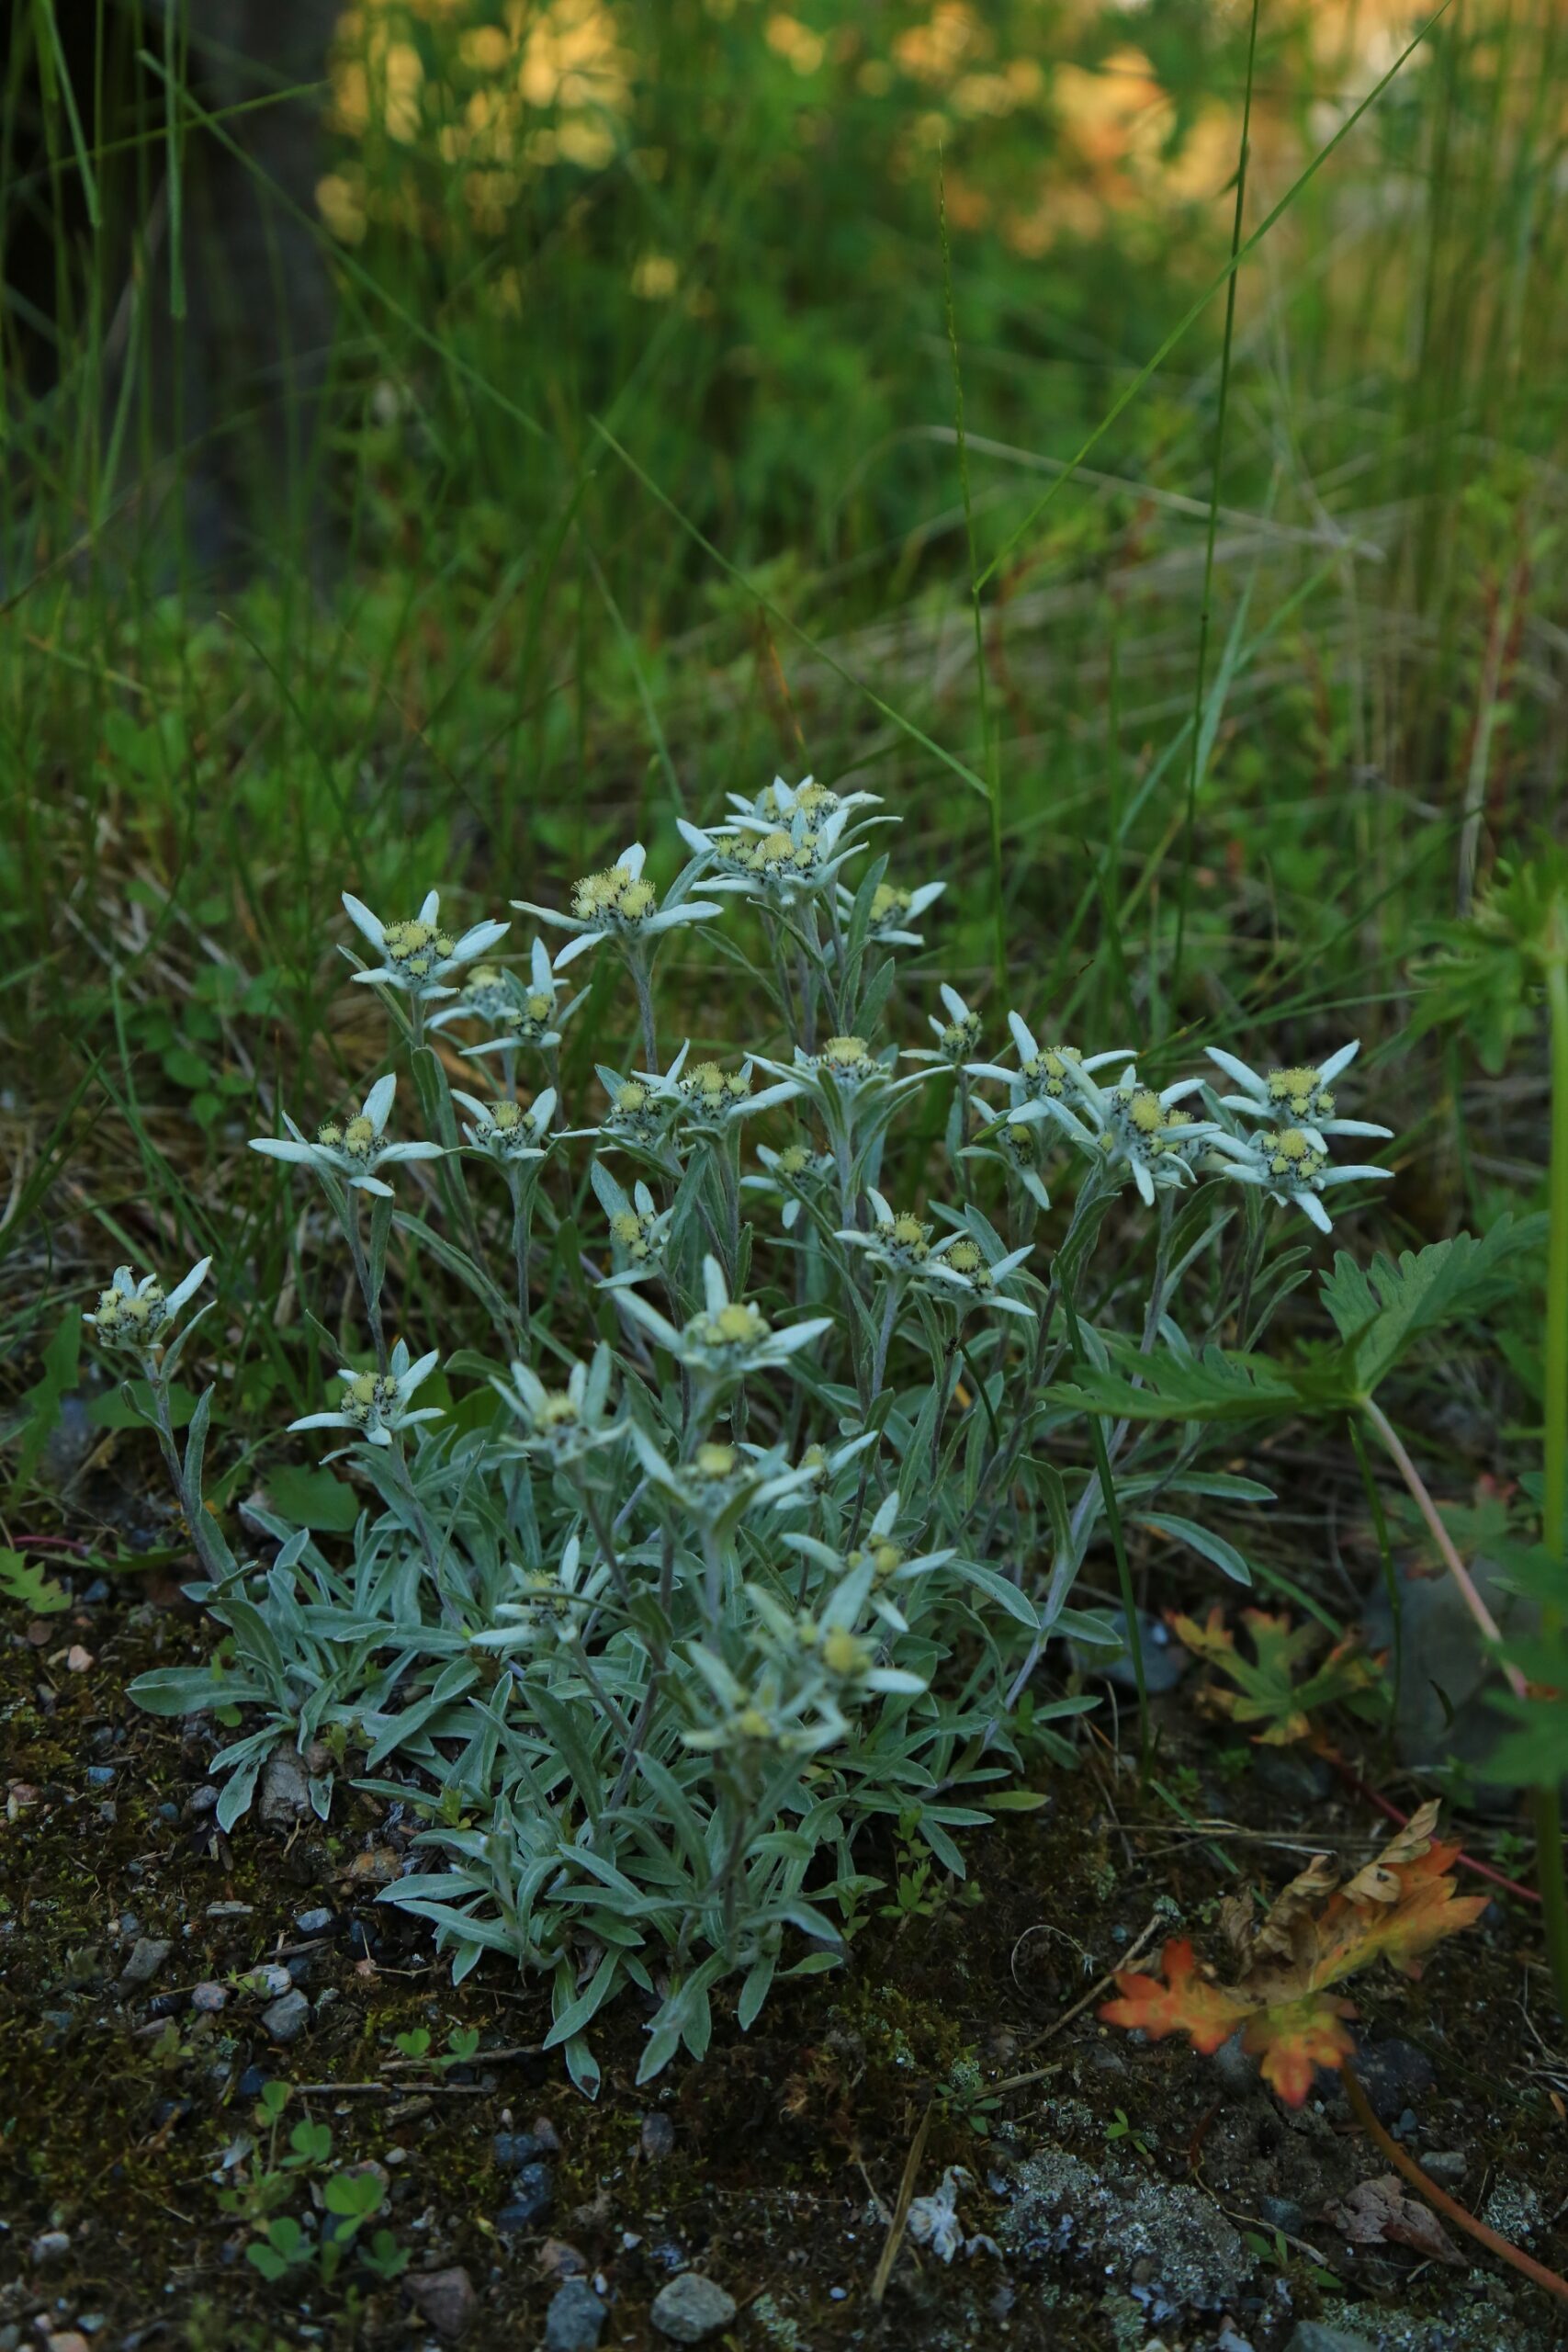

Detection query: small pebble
xmin=31 ymin=2229 xmax=71 ymax=2263
xmin=530 ymin=2111 xmax=562 ymax=2152
xmin=639 ymin=2111 xmax=676 ymax=2160
xmin=47 ymin=2335 xmax=89 ymax=2352
xmin=65 ymin=1644 xmax=93 ymax=1672
xmin=186 ymin=1786 xmax=220 ymax=1817
xmin=544 ymin=2279 xmax=606 ymax=2352
xmin=295 ymin=1906 xmax=334 ymax=1935
xmin=86 ymin=1766 xmax=116 ymax=1787
xmin=261 ymin=1987 xmax=311 ymax=2045
xmin=493 ymin=2130 xmax=552 ymax=2168
xmin=1421 ymin=2150 xmax=1468 ymax=2184
xmin=118 ymin=1936 xmax=172 ymax=1991
xmin=649 ymin=2273 xmax=737 ymax=2344
xmin=190 ymin=1982 xmax=228 ymax=2014
xmin=237 ymin=2064 xmax=265 ymax=2098
xmin=156 ymin=1803 xmax=180 ymax=1825
xmin=240 ymin=1963 xmax=293 ymax=1999
xmin=495 ymin=2161 xmax=554 ymax=2232
xmin=403 ymin=2265 xmax=476 ymax=2340
xmin=539 ymin=2239 xmax=588 ymax=2279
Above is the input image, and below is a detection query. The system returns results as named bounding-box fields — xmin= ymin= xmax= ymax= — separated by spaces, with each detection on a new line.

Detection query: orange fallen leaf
xmin=1100 ymin=1804 xmax=1486 ymax=2107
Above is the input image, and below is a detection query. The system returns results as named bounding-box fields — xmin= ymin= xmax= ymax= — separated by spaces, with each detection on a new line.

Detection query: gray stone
xmin=1212 ymin=2030 xmax=1258 ymax=2100
xmin=1258 ymin=2195 xmax=1306 ymax=2234
xmin=260 ymin=1987 xmax=310 ymax=2044
xmin=295 ymin=1906 xmax=333 ymax=1935
xmin=1284 ymin=2327 xmax=1377 ymax=2352
xmin=30 ymin=2229 xmax=71 ymax=2263
xmin=649 ymin=2274 xmax=738 ymax=2343
xmin=1349 ymin=2038 xmax=1434 ymax=2123
xmin=118 ymin=1936 xmax=172 ymax=1990
xmin=495 ymin=2160 xmax=553 ymax=2233
xmin=640 ymin=2110 xmax=676 ymax=2159
xmin=190 ymin=1981 xmax=228 ymax=2014
xmin=1362 ymin=1552 xmax=1535 ymax=1801
xmin=258 ymin=1746 xmax=310 ymax=1827
xmin=404 ymin=2265 xmax=476 ymax=2339
xmin=1420 ymin=2150 xmax=1468 ymax=2184
xmin=1068 ymin=1605 xmax=1188 ymax=1694
xmin=544 ymin=2279 xmax=606 ymax=2351
xmin=185 ymin=1785 xmax=220 ymax=1817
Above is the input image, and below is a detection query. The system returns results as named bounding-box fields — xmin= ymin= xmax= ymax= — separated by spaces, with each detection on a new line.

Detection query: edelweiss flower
xmin=678 ymin=775 xmax=887 ymax=908
xmin=756 ymin=1035 xmax=931 ymax=1118
xmin=85 ymin=1257 xmax=211 ymax=1350
xmin=671 ymin=1049 xmax=801 ymax=1134
xmin=250 ymin=1075 xmax=445 ymax=1197
xmin=749 ymin=1567 xmax=926 ymax=1696
xmin=452 ymin=1086 xmax=556 ymax=1164
xmin=1013 ymin=1062 xmax=1217 ymax=1207
xmin=617 ymin=1255 xmax=832 ymax=1378
xmin=495 ymin=1345 xmax=620 ymax=1464
xmin=429 ymin=939 xmax=581 ymax=1054
xmin=1207 ymin=1125 xmax=1393 ymax=1234
xmin=921 ymin=1213 xmax=1034 ymax=1320
xmin=341 ymin=889 xmax=509 ymax=1000
xmin=591 ymin=1162 xmax=672 ymax=1287
xmin=681 ymin=1647 xmax=848 ymax=1757
xmin=290 ymin=1338 xmax=442 ymax=1449
xmin=837 ymin=1191 xmax=935 ymax=1273
xmin=967 ymin=1012 xmax=1134 ymax=1107
xmin=1205 ymin=1040 xmax=1393 ymax=1152
xmin=906 ymin=984 xmax=984 ymax=1068
xmin=513 ymin=842 xmax=725 ymax=968
xmin=837 ymin=876 xmax=945 ymax=946
xmin=627 ymin=1427 xmax=821 ymax=1529
xmin=468 ymin=1535 xmax=612 ymax=1653
xmin=745 ymin=1137 xmax=839 ymax=1231
xmin=783 ymin=1492 xmax=955 ymax=1636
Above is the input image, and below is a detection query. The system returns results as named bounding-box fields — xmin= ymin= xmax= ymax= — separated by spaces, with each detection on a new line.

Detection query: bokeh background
xmin=3 ymin=0 xmax=1567 ymax=1259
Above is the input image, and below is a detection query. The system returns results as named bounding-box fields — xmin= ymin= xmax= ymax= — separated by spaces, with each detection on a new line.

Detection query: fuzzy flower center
xmin=695 ymin=1300 xmax=769 ymax=1350
xmin=344 ymin=1372 xmax=400 ymax=1426
xmin=611 ymin=1208 xmax=660 ymax=1261
xmin=1021 ymin=1045 xmax=1081 ymax=1097
xmin=573 ymin=866 xmax=657 ymax=924
xmin=1268 ymin=1067 xmax=1334 ymax=1120
xmin=871 ymin=882 xmax=913 ymax=924
xmin=94 ymin=1283 xmax=165 ymax=1339
xmin=694 ymin=1442 xmax=739 ymax=1479
xmin=819 ymin=1035 xmax=870 ymax=1070
xmin=383 ymin=917 xmax=456 ymax=978
xmin=1268 ymin=1128 xmax=1327 ymax=1182
xmin=681 ymin=1061 xmax=750 ymax=1109
xmin=819 ymin=1626 xmax=872 ymax=1679
xmin=850 ymin=1538 xmax=903 ymax=1585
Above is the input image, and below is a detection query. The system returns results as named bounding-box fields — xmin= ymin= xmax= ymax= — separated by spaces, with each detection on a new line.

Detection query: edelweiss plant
xmin=110 ymin=775 xmax=1401 ymax=2091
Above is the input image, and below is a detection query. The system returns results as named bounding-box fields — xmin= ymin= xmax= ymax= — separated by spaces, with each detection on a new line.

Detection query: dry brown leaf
xmin=1333 ymin=2174 xmax=1461 ymax=2264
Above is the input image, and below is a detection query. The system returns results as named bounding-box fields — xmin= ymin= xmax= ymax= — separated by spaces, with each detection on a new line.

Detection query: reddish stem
xmin=1344 ymin=2065 xmax=1568 ymax=2307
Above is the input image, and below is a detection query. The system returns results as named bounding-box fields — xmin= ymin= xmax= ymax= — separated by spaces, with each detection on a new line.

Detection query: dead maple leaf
xmin=1100 ymin=1804 xmax=1486 ymax=2106
xmin=1333 ymin=2175 xmax=1461 ymax=2264
xmin=1166 ymin=1605 xmax=1382 ymax=1746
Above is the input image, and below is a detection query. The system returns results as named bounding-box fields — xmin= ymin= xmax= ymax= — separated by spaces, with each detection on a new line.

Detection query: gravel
xmin=649 ymin=2273 xmax=738 ymax=2343
xmin=544 ymin=2279 xmax=607 ymax=2350
xmin=260 ymin=1987 xmax=311 ymax=2044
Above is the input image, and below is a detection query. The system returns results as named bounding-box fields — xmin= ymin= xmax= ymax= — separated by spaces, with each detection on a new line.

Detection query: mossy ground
xmin=4 ymin=1567 xmax=1565 ymax=2350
